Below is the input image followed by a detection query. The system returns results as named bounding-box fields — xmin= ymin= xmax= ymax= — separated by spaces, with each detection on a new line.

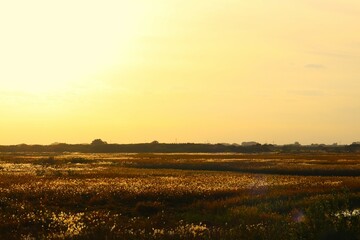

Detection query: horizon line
xmin=0 ymin=141 xmax=359 ymax=146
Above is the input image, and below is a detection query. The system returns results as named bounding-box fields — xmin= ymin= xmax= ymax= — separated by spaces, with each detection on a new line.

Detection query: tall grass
xmin=0 ymin=153 xmax=359 ymax=239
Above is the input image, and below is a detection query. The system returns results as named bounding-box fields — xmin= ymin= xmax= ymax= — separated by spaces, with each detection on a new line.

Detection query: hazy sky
xmin=1 ymin=0 xmax=360 ymax=145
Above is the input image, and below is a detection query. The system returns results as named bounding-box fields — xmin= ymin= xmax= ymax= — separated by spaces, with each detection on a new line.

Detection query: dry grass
xmin=0 ymin=153 xmax=359 ymax=239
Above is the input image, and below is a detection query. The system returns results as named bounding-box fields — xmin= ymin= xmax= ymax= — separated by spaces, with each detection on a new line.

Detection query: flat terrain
xmin=0 ymin=153 xmax=359 ymax=239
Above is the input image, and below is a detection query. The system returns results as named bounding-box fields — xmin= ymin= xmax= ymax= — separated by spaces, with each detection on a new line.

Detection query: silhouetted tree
xmin=91 ymin=139 xmax=108 ymax=145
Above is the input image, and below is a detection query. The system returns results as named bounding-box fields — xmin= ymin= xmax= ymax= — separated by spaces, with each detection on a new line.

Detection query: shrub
xmin=135 ymin=201 xmax=164 ymax=216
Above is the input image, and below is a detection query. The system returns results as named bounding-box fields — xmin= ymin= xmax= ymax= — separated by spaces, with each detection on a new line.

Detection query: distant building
xmin=241 ymin=141 xmax=260 ymax=147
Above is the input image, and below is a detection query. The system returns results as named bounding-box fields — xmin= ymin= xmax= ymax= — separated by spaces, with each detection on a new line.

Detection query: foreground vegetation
xmin=0 ymin=153 xmax=359 ymax=239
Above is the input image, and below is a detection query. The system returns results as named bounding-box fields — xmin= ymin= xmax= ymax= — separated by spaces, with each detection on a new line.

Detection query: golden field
xmin=0 ymin=153 xmax=359 ymax=239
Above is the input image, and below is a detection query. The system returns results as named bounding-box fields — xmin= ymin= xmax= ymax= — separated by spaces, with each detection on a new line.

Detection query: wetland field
xmin=0 ymin=153 xmax=359 ymax=239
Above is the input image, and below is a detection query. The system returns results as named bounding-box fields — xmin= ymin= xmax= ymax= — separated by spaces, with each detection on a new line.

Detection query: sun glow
xmin=1 ymin=0 xmax=360 ymax=144
xmin=0 ymin=1 xmax=143 ymax=95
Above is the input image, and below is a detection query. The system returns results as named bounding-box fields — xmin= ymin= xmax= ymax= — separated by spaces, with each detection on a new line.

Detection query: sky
xmin=0 ymin=0 xmax=360 ymax=145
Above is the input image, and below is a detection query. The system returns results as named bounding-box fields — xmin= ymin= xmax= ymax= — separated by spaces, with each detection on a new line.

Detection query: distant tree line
xmin=0 ymin=140 xmax=359 ymax=153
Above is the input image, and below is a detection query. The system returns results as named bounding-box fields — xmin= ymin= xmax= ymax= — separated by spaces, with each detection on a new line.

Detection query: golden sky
xmin=1 ymin=0 xmax=360 ymax=145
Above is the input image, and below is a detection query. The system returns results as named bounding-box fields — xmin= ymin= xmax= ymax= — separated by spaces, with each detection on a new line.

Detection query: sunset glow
xmin=1 ymin=0 xmax=360 ymax=144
